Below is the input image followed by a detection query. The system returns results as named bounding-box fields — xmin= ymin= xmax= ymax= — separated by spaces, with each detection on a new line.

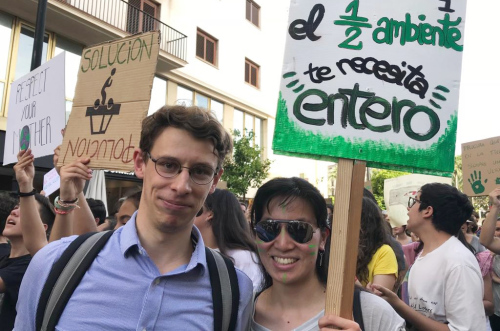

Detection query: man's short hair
xmin=34 ymin=193 xmax=56 ymax=233
xmin=0 ymin=191 xmax=19 ymax=234
xmin=419 ymin=183 xmax=473 ymax=235
xmin=86 ymin=198 xmax=107 ymax=224
xmin=140 ymin=105 xmax=233 ymax=169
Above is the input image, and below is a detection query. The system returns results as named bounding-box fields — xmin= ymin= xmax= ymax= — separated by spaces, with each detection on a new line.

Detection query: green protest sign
xmin=273 ymin=0 xmax=467 ymax=176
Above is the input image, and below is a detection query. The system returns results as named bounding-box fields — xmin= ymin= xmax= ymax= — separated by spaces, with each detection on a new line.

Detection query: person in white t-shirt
xmin=372 ymin=183 xmax=486 ymax=331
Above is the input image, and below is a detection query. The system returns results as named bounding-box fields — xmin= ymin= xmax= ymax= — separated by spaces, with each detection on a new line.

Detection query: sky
xmin=455 ymin=1 xmax=500 ymax=155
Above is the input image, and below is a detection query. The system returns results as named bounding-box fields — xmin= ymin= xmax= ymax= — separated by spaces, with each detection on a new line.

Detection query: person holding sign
xmin=479 ymin=188 xmax=500 ymax=254
xmin=251 ymin=177 xmax=405 ymax=331
xmin=14 ymin=105 xmax=253 ymax=330
xmin=371 ymin=183 xmax=486 ymax=331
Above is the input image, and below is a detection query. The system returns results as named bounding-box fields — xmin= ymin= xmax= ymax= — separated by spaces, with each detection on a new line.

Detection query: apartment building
xmin=0 ymin=0 xmax=305 ymax=205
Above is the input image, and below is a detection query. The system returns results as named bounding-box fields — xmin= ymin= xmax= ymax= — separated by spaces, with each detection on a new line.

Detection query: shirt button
xmin=154 ymin=278 xmax=160 ymax=285
xmin=142 ymin=328 xmax=147 ymax=331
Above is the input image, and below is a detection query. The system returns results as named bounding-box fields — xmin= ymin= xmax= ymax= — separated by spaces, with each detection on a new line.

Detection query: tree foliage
xmin=370 ymin=169 xmax=409 ymax=209
xmin=222 ymin=130 xmax=272 ymax=200
xmin=452 ymin=155 xmax=463 ymax=190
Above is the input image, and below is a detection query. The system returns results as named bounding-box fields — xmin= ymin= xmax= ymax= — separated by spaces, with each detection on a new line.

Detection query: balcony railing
xmin=55 ymin=0 xmax=187 ymax=61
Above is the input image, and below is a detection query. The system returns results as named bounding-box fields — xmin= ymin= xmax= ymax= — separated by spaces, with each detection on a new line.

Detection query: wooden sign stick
xmin=325 ymin=158 xmax=366 ymax=318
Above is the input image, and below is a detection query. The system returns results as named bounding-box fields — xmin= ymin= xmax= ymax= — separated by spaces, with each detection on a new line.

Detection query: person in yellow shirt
xmin=357 ymin=197 xmax=398 ymax=290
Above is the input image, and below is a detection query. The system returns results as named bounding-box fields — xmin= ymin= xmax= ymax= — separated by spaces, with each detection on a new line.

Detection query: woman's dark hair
xmin=356 ymin=196 xmax=392 ymax=285
xmin=204 ymin=189 xmax=257 ymax=258
xmin=251 ymin=177 xmax=329 ymax=291
xmin=34 ymin=193 xmax=55 ymax=238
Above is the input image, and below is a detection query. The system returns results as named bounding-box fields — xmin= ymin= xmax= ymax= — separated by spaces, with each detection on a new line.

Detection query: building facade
xmin=0 ymin=0 xmax=334 ymax=210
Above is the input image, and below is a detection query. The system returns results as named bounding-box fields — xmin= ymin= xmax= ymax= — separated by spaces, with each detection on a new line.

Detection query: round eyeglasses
xmin=147 ymin=153 xmax=217 ymax=185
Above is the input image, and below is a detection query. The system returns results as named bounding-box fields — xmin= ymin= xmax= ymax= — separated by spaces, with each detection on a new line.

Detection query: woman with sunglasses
xmin=251 ymin=177 xmax=405 ymax=330
xmin=194 ymin=188 xmax=263 ymax=291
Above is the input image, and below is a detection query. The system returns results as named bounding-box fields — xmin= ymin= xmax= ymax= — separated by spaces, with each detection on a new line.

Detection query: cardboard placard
xmin=57 ymin=31 xmax=160 ymax=171
xmin=43 ymin=168 xmax=60 ymax=196
xmin=273 ymin=0 xmax=467 ymax=177
xmin=384 ymin=174 xmax=452 ymax=226
xmin=462 ymin=136 xmax=500 ymax=197
xmin=3 ymin=53 xmax=66 ymax=165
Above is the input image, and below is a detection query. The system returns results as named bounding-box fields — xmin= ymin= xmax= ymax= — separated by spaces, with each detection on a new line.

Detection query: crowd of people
xmin=0 ymin=105 xmax=499 ymax=330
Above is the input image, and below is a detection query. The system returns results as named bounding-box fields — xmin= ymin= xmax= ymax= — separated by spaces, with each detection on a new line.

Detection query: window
xmin=245 ymin=58 xmax=259 ymax=88
xmin=246 ymin=0 xmax=260 ymax=27
xmin=176 ymin=85 xmax=224 ymax=123
xmin=196 ymin=29 xmax=217 ymax=66
xmin=127 ymin=0 xmax=159 ymax=34
xmin=148 ymin=76 xmax=167 ymax=115
xmin=55 ymin=36 xmax=83 ymax=122
xmin=176 ymin=86 xmax=193 ymax=106
xmin=234 ymin=108 xmax=263 ymax=147
xmin=0 ymin=12 xmax=13 ymax=117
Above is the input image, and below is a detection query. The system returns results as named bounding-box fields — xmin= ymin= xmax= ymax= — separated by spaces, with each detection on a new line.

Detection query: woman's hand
xmin=318 ymin=314 xmax=361 ymax=330
xmin=14 ymin=149 xmax=35 ymax=192
xmin=59 ymin=158 xmax=92 ymax=201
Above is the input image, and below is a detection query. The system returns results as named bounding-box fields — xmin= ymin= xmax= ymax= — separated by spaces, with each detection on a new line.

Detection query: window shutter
xmin=206 ymin=39 xmax=215 ymax=64
xmin=196 ymin=34 xmax=205 ymax=58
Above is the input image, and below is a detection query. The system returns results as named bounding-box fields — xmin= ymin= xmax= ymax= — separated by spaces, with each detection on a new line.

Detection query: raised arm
xmin=14 ymin=149 xmax=48 ymax=255
xmin=49 ymin=158 xmax=95 ymax=241
xmin=479 ymin=188 xmax=500 ymax=253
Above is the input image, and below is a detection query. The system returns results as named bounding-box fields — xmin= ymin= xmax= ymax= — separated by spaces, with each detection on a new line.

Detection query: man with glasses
xmin=372 ymin=183 xmax=486 ymax=331
xmin=15 ymin=106 xmax=254 ymax=330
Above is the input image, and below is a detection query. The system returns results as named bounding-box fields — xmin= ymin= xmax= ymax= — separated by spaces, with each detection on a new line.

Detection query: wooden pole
xmin=325 ymin=158 xmax=366 ymax=318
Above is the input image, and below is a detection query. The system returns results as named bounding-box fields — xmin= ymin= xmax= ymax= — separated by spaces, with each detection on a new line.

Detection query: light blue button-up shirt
xmin=14 ymin=213 xmax=253 ymax=330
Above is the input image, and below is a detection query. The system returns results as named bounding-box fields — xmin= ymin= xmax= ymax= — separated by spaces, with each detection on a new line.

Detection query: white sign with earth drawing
xmin=3 ymin=52 xmax=66 ymax=165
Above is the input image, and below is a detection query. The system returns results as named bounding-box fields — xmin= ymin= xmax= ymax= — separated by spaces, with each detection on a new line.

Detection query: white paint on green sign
xmin=274 ymin=0 xmax=467 ymax=176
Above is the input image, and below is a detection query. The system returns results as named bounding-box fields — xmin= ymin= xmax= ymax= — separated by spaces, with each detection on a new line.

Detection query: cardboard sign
xmin=273 ymin=0 xmax=467 ymax=176
xmin=384 ymin=173 xmax=452 ymax=226
xmin=462 ymin=136 xmax=500 ymax=197
xmin=3 ymin=53 xmax=66 ymax=165
xmin=43 ymin=168 xmax=60 ymax=196
xmin=57 ymin=31 xmax=160 ymax=171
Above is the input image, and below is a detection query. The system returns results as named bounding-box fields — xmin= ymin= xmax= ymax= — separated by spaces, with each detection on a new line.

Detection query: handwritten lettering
xmin=63 ymin=134 xmax=135 ymax=164
xmin=292 ymin=83 xmax=440 ymax=142
xmin=373 ymin=13 xmax=463 ymax=52
xmin=12 ymin=116 xmax=52 ymax=153
xmin=81 ymin=34 xmax=154 ymax=73
xmin=16 ymin=68 xmax=49 ymax=104
xmin=288 ymin=4 xmax=324 ymax=41
xmin=304 ymin=63 xmax=335 ymax=83
xmin=337 ymin=57 xmax=429 ymax=99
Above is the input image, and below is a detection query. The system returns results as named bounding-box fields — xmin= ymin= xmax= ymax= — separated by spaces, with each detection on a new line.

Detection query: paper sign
xmin=3 ymin=53 xmax=66 ymax=165
xmin=384 ymin=174 xmax=451 ymax=226
xmin=462 ymin=136 xmax=500 ymax=197
xmin=43 ymin=168 xmax=60 ymax=196
xmin=57 ymin=31 xmax=160 ymax=171
xmin=273 ymin=0 xmax=467 ymax=176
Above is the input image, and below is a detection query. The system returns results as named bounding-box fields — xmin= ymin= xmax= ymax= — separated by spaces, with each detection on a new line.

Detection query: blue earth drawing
xmin=20 ymin=125 xmax=30 ymax=150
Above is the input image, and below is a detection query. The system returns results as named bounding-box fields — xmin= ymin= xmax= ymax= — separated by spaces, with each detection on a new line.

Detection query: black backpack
xmin=35 ymin=231 xmax=239 ymax=331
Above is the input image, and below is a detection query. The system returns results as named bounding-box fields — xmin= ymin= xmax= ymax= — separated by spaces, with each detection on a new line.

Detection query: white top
xmin=408 ymin=236 xmax=486 ymax=331
xmin=226 ymin=249 xmax=263 ymax=292
xmin=251 ymin=291 xmax=405 ymax=331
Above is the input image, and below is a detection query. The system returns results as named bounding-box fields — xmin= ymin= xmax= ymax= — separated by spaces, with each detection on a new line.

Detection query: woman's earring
xmin=319 ymin=250 xmax=324 ymax=267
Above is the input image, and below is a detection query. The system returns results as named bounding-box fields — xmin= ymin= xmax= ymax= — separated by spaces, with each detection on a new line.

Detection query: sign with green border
xmin=273 ymin=0 xmax=467 ymax=177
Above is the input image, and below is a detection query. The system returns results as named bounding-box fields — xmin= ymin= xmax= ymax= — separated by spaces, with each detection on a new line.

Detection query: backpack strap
xmin=36 ymin=231 xmax=114 ymax=331
xmin=205 ymin=247 xmax=240 ymax=331
xmin=352 ymin=287 xmax=365 ymax=331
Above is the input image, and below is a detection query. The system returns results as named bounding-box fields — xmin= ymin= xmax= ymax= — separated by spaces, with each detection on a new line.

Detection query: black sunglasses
xmin=254 ymin=219 xmax=318 ymax=244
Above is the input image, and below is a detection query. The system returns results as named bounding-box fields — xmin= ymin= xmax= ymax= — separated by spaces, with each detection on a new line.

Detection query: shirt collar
xmin=119 ymin=212 xmax=208 ymax=272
